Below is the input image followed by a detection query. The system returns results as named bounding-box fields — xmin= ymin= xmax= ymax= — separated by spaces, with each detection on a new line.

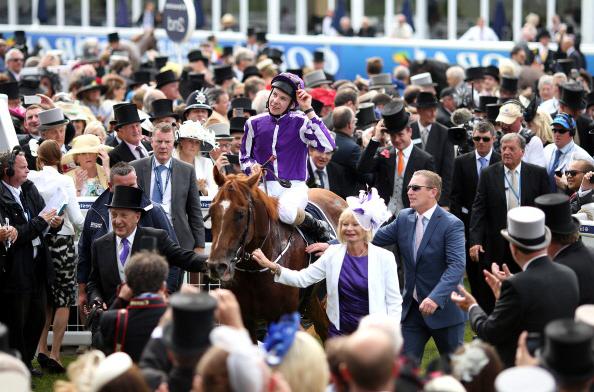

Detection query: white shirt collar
xmin=475 ymin=148 xmax=493 ymax=161
xmin=116 ymin=227 xmax=137 ymax=248
xmin=505 ymin=162 xmax=522 ymax=175
xmin=399 ymin=141 xmax=414 ymax=158
xmin=2 ymin=180 xmax=21 ymax=195
xmin=417 ymin=202 xmax=438 ymax=221
xmin=417 ymin=120 xmax=433 ymax=132
xmin=154 ymin=157 xmax=172 ymax=168
xmin=309 ymin=157 xmax=327 ymax=174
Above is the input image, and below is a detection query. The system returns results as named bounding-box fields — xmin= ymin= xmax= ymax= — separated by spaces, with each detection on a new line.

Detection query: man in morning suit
xmin=357 ymin=99 xmax=435 ymax=217
xmin=451 ymin=121 xmax=500 ymax=313
xmin=330 ymin=106 xmax=362 ymax=186
xmin=87 ymin=185 xmax=208 ymax=308
xmin=452 ymin=206 xmax=579 ymax=367
xmin=108 ymin=103 xmax=152 ymax=166
xmin=373 ymin=170 xmax=466 ymax=362
xmin=410 ymin=92 xmax=455 ymax=207
xmin=306 ymin=146 xmax=352 ymax=199
xmin=537 ymin=193 xmax=594 ymax=305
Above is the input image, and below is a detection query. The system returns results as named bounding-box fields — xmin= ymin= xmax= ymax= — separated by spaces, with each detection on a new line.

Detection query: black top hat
xmin=475 ymin=95 xmax=499 ymax=113
xmin=227 ymin=97 xmax=256 ymax=119
xmin=382 ymin=100 xmax=412 ymax=133
xmin=587 ymin=91 xmax=594 ymax=109
xmin=154 ymin=56 xmax=169 ymax=70
xmin=129 ymin=70 xmax=151 ymax=88
xmin=19 ymin=78 xmax=42 ymax=97
xmin=465 ymin=67 xmax=484 ymax=82
xmin=486 ymin=103 xmax=502 ymax=123
xmin=76 ymin=77 xmax=107 ymax=99
xmin=107 ymin=32 xmax=119 ymax=43
xmin=163 ymin=292 xmax=217 ymax=355
xmin=256 ymin=31 xmax=267 ymax=43
xmin=500 ymin=76 xmax=518 ymax=93
xmin=213 ymin=65 xmax=234 ymax=84
xmin=536 ymin=30 xmax=551 ymax=41
xmin=230 ymin=116 xmax=247 ymax=133
xmin=113 ymin=103 xmax=141 ymax=129
xmin=242 ymin=65 xmax=261 ymax=82
xmin=105 ymin=185 xmax=146 ymax=211
xmin=0 ymin=81 xmax=19 ymax=99
xmin=285 ymin=68 xmax=303 ymax=79
xmin=535 ymin=194 xmax=579 ymax=235
xmin=415 ymin=92 xmax=439 ymax=108
xmin=483 ymin=65 xmax=500 ymax=81
xmin=150 ymin=99 xmax=178 ymax=121
xmin=357 ymin=102 xmax=377 ymax=128
xmin=155 ymin=70 xmax=179 ymax=89
xmin=542 ymin=319 xmax=594 ymax=384
xmin=223 ymin=46 xmax=234 ymax=57
xmin=179 ymin=73 xmax=206 ymax=101
xmin=187 ymin=50 xmax=208 ymax=64
xmin=262 ymin=47 xmax=283 ymax=63
xmin=556 ymin=59 xmax=575 ymax=76
xmin=247 ymin=27 xmax=255 ymax=37
xmin=559 ymin=82 xmax=586 ymax=110
xmin=313 ymin=50 xmax=324 ymax=63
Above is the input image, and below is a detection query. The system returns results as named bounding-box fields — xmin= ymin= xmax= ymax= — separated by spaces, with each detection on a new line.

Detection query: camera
xmin=448 ymin=122 xmax=476 ymax=155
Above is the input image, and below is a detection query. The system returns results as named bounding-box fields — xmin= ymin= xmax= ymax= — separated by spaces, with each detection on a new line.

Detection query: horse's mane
xmin=213 ymin=173 xmax=279 ymax=221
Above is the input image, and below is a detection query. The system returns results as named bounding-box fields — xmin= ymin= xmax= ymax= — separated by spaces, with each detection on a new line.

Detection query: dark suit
xmin=576 ymin=114 xmax=594 ymax=156
xmin=570 ymin=190 xmax=593 ymax=214
xmin=108 ymin=140 xmax=152 ymax=167
xmin=451 ymin=150 xmax=501 ymax=310
xmin=332 ymin=131 xmax=362 ymax=177
xmin=554 ymin=239 xmax=594 ymax=305
xmin=470 ymin=256 xmax=579 ymax=367
xmin=357 ymin=140 xmax=435 ymax=209
xmin=131 ymin=157 xmax=205 ymax=251
xmin=87 ymin=227 xmax=207 ymax=306
xmin=436 ymin=105 xmax=454 ymax=128
xmin=306 ymin=160 xmax=353 ymax=199
xmin=105 ymin=134 xmax=121 ymax=147
xmin=411 ymin=122 xmax=455 ymax=206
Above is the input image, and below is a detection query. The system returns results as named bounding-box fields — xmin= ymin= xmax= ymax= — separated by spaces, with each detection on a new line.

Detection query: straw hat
xmin=61 ymin=134 xmax=113 ymax=165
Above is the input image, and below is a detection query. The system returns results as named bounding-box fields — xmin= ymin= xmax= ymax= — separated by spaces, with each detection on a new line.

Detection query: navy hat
xmin=155 ymin=70 xmax=179 ymax=89
xmin=150 ymin=99 xmax=178 ymax=122
xmin=313 ymin=50 xmax=324 ymax=62
xmin=107 ymin=32 xmax=119 ymax=43
xmin=106 ymin=185 xmax=145 ymax=211
xmin=230 ymin=116 xmax=247 ymax=133
xmin=184 ymin=89 xmax=212 ymax=120
xmin=381 ymin=100 xmax=412 ymax=133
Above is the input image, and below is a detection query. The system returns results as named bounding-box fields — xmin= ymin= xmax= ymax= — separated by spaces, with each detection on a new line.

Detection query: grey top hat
xmin=303 ymin=70 xmax=330 ymax=88
xmin=208 ymin=122 xmax=233 ymax=140
xmin=500 ymin=206 xmax=551 ymax=250
xmin=369 ymin=73 xmax=393 ymax=90
xmin=39 ymin=108 xmax=70 ymax=131
xmin=411 ymin=72 xmax=437 ymax=87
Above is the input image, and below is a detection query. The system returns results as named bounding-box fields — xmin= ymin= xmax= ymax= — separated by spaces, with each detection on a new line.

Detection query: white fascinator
xmin=346 ymin=188 xmax=391 ymax=234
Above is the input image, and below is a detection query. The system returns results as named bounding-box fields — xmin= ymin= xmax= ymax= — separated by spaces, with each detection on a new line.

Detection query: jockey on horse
xmin=239 ymin=72 xmax=336 ymax=242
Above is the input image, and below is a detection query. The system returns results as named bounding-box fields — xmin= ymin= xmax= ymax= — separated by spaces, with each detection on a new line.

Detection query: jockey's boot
xmin=295 ymin=209 xmax=334 ymax=243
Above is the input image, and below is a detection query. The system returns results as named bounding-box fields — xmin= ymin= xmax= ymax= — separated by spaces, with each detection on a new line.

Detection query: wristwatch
xmin=303 ymin=107 xmax=315 ymax=115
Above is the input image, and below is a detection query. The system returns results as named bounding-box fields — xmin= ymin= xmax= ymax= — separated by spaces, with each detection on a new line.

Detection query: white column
xmin=81 ymin=0 xmax=90 ymax=27
xmin=132 ymin=0 xmax=142 ymax=24
xmin=582 ymin=0 xmax=594 ymax=44
xmin=32 ymin=0 xmax=38 ymax=25
xmin=240 ymin=0 xmax=248 ymax=34
xmin=158 ymin=0 xmax=165 ymax=13
xmin=512 ymin=0 xmax=522 ymax=42
xmin=296 ymin=0 xmax=307 ymax=35
xmin=351 ymin=0 xmax=364 ymax=32
xmin=416 ymin=0 xmax=427 ymax=39
xmin=267 ymin=0 xmax=280 ymax=34
xmin=106 ymin=0 xmax=115 ymax=28
xmin=480 ymin=0 xmax=489 ymax=25
xmin=56 ymin=0 xmax=65 ymax=26
xmin=546 ymin=0 xmax=555 ymax=30
xmin=447 ymin=0 xmax=456 ymax=40
xmin=212 ymin=0 xmax=221 ymax=32
xmin=8 ymin=0 xmax=17 ymax=25
xmin=384 ymin=0 xmax=394 ymax=37
xmin=328 ymin=0 xmax=336 ymax=11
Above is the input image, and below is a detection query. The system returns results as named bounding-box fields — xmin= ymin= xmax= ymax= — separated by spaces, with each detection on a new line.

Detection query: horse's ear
xmin=213 ymin=165 xmax=226 ymax=186
xmin=246 ymin=170 xmax=261 ymax=189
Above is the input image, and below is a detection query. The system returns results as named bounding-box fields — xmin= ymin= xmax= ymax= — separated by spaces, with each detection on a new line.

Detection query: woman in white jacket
xmin=252 ymin=189 xmax=402 ymax=336
xmin=28 ymin=140 xmax=84 ymax=373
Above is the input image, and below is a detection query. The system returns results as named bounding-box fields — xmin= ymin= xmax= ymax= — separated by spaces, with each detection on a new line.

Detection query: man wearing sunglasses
xmin=543 ymin=113 xmax=593 ymax=192
xmin=4 ymin=48 xmax=24 ymax=82
xmin=564 ymin=159 xmax=594 ymax=213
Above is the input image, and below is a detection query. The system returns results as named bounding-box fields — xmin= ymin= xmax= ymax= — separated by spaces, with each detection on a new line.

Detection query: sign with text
xmin=162 ymin=0 xmax=195 ymax=43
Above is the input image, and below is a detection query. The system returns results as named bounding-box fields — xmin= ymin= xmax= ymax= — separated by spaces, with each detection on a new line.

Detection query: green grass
xmin=32 ymin=356 xmax=76 ymax=392
xmin=420 ymin=321 xmax=475 ymax=370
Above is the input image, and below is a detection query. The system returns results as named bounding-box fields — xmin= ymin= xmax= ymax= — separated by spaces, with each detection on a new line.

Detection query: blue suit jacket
xmin=373 ymin=205 xmax=467 ymax=329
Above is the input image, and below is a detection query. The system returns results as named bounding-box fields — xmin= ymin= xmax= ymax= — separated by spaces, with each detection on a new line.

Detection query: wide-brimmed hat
xmin=475 ymin=96 xmax=499 ymax=113
xmin=227 ymin=97 xmax=256 ymax=119
xmin=213 ymin=65 xmax=234 ymax=84
xmin=357 ymin=102 xmax=377 ymax=128
xmin=90 ymin=352 xmax=132 ymax=392
xmin=162 ymin=292 xmax=217 ymax=355
xmin=303 ymin=70 xmax=330 ymax=89
xmin=559 ymin=82 xmax=586 ymax=110
xmin=209 ymin=122 xmax=234 ymax=140
xmin=535 ymin=193 xmax=579 ymax=235
xmin=541 ymin=319 xmax=594 ymax=384
xmin=61 ymin=134 xmax=113 ymax=165
xmin=176 ymin=120 xmax=216 ymax=149
xmin=410 ymin=72 xmax=437 ymax=87
xmin=38 ymin=107 xmax=70 ymax=131
xmin=415 ymin=92 xmax=439 ymax=108
xmin=105 ymin=185 xmax=148 ymax=211
xmin=150 ymin=99 xmax=178 ymax=122
xmin=500 ymin=206 xmax=551 ymax=250
xmin=76 ymin=77 xmax=106 ymax=99
xmin=0 ymin=81 xmax=19 ymax=99
xmin=184 ymin=89 xmax=212 ymax=119
xmin=242 ymin=65 xmax=261 ymax=82
xmin=113 ymin=103 xmax=142 ymax=129
xmin=465 ymin=67 xmax=484 ymax=82
xmin=483 ymin=65 xmax=500 ymax=82
xmin=496 ymin=102 xmax=523 ymax=124
xmin=369 ymin=73 xmax=393 ymax=90
xmin=155 ymin=70 xmax=179 ymax=89
xmin=500 ymin=76 xmax=519 ymax=93
xmin=381 ymin=100 xmax=412 ymax=134
xmin=229 ymin=116 xmax=247 ymax=134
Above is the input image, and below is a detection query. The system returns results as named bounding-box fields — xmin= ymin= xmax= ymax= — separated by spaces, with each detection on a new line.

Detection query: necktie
xmin=119 ymin=238 xmax=130 ymax=266
xmin=316 ymin=169 xmax=326 ymax=189
xmin=478 ymin=157 xmax=488 ymax=178
xmin=397 ymin=150 xmax=404 ymax=177
xmin=508 ymin=170 xmax=519 ymax=210
xmin=413 ymin=215 xmax=426 ymax=261
xmin=549 ymin=149 xmax=563 ymax=192
xmin=152 ymin=165 xmax=166 ymax=203
xmin=135 ymin=145 xmax=146 ymax=158
xmin=420 ymin=127 xmax=428 ymax=148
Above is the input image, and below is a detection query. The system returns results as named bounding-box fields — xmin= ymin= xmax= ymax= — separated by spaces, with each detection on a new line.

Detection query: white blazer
xmin=275 ymin=243 xmax=402 ymax=330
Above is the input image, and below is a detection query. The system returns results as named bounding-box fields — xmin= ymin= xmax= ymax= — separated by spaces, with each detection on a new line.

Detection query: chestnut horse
xmin=207 ymin=168 xmax=347 ymax=341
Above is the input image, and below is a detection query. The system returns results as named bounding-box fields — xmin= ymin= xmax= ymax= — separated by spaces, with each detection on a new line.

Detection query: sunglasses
xmin=565 ymin=170 xmax=584 ymax=177
xmin=472 ymin=136 xmax=492 ymax=143
xmin=553 ymin=128 xmax=570 ymax=134
xmin=407 ymin=184 xmax=434 ymax=192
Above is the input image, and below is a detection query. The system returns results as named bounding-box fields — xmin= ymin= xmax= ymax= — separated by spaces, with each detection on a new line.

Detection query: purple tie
xmin=119 ymin=238 xmax=130 ymax=266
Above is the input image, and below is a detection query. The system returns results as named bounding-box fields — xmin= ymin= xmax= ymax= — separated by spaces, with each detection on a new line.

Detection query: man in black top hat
xmin=87 ymin=185 xmax=208 ymax=308
xmin=358 ymin=100 xmax=435 ymax=215
xmin=150 ymin=99 xmax=178 ymax=126
xmin=229 ymin=116 xmax=246 ymax=156
xmin=155 ymin=70 xmax=180 ymax=102
xmin=536 ymin=193 xmax=594 ymax=305
xmin=109 ymin=103 xmax=152 ymax=166
xmin=312 ymin=50 xmax=335 ymax=83
xmin=499 ymin=76 xmax=519 ymax=101
xmin=187 ymin=50 xmax=210 ymax=76
xmin=558 ymin=82 xmax=594 ymax=156
xmin=437 ymin=88 xmax=456 ymax=127
xmin=213 ymin=65 xmax=235 ymax=90
xmin=474 ymin=96 xmax=498 ymax=120
xmin=482 ymin=65 xmax=500 ymax=97
xmin=411 ymin=92 xmax=455 ymax=207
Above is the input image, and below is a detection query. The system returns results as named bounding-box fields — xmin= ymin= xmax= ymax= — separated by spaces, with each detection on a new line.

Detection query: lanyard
xmin=152 ymin=157 xmax=172 ymax=200
xmin=504 ymin=170 xmax=521 ymax=203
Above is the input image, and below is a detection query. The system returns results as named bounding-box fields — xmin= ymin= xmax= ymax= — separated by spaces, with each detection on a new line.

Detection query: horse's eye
xmin=234 ymin=211 xmax=245 ymax=221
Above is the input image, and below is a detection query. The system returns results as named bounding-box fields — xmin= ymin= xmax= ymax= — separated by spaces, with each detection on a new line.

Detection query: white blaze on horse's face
xmin=220 ymin=200 xmax=231 ymax=213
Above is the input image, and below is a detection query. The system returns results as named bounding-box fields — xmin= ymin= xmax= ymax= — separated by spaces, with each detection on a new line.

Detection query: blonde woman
xmin=527 ymin=108 xmax=554 ymax=146
xmin=84 ymin=120 xmax=108 ymax=144
xmin=62 ymin=134 xmax=112 ymax=196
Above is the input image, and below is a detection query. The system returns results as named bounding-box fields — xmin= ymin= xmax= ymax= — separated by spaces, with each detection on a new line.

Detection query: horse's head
xmin=207 ymin=167 xmax=278 ymax=281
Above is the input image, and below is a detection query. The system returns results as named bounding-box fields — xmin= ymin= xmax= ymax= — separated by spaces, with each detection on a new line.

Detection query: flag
xmin=195 ymin=0 xmax=205 ymax=28
xmin=331 ymin=0 xmax=346 ymax=33
xmin=402 ymin=0 xmax=415 ymax=32
xmin=37 ymin=0 xmax=48 ymax=23
xmin=116 ymin=0 xmax=130 ymax=27
xmin=492 ymin=0 xmax=506 ymax=40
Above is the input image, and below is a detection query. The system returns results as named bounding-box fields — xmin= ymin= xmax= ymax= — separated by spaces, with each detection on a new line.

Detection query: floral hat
xmin=346 ymin=188 xmax=392 ymax=234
